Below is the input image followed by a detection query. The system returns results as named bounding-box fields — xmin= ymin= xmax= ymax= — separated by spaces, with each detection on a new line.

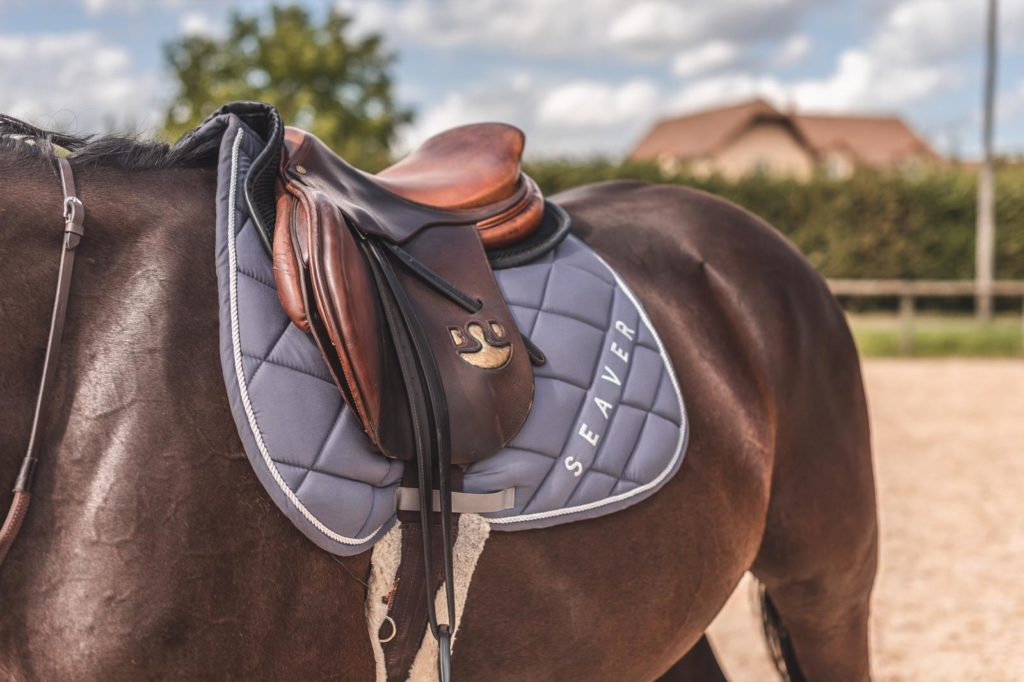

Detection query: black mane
xmin=0 ymin=113 xmax=217 ymax=172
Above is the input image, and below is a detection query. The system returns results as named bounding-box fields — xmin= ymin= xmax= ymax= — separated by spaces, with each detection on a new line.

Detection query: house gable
xmin=631 ymin=99 xmax=942 ymax=179
xmin=706 ymin=117 xmax=815 ymax=179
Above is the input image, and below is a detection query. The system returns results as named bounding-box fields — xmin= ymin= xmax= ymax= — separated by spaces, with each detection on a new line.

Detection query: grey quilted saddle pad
xmin=215 ymin=117 xmax=688 ymax=556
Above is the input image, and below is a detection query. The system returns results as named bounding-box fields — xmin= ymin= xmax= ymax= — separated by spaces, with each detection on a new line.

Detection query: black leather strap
xmin=364 ymin=238 xmax=459 ymax=681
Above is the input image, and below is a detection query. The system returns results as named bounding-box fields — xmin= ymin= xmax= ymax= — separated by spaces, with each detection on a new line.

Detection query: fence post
xmin=899 ymin=294 xmax=915 ymax=356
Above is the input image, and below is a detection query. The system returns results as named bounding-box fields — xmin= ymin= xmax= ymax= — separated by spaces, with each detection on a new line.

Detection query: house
xmin=629 ymin=99 xmax=941 ymax=180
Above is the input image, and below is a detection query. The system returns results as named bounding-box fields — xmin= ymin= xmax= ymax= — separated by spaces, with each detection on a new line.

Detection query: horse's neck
xmin=3 ymin=169 xmax=374 ymax=675
xmin=52 ymin=167 xmax=230 ymax=524
xmin=10 ymin=168 xmax=236 ymax=563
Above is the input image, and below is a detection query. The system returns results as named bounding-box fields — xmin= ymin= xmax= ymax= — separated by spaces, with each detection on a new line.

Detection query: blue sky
xmin=1 ymin=0 xmax=1022 ymax=159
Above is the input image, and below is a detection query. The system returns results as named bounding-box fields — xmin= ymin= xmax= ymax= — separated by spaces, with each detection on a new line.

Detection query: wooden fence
xmin=827 ymin=279 xmax=1024 ymax=354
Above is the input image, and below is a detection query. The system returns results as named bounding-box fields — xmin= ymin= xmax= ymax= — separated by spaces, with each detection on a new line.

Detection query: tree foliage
xmin=164 ymin=5 xmax=412 ymax=170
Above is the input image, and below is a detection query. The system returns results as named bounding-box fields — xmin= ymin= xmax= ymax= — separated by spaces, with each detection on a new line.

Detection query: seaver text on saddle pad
xmin=213 ymin=116 xmax=688 ymax=556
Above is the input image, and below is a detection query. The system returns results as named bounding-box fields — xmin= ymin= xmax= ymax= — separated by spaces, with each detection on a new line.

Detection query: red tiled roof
xmin=629 ymin=99 xmax=783 ymax=161
xmin=630 ymin=98 xmax=939 ymax=168
xmin=790 ymin=114 xmax=938 ymax=167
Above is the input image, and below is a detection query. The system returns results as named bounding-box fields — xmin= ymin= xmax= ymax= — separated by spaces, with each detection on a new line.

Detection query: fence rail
xmin=826 ymin=279 xmax=1024 ymax=354
xmin=828 ymin=279 xmax=1024 ymax=297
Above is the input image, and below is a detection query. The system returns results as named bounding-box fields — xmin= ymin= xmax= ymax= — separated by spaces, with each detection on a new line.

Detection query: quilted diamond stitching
xmin=512 ymin=301 xmax=609 ymax=336
xmin=528 ymin=255 xmax=557 ymax=337
xmin=238 ymin=267 xmax=277 ymax=290
xmin=516 ymin=300 xmax=619 ymax=511
xmin=241 ymin=353 xmax=334 ymax=385
xmin=244 ymin=318 xmax=293 ymax=384
xmin=293 ymin=412 xmax=347 ymax=494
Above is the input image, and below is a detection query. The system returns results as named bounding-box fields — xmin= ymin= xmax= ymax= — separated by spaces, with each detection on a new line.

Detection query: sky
xmin=1 ymin=0 xmax=1022 ymax=160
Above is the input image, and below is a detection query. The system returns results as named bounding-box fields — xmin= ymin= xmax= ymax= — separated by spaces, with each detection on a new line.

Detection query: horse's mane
xmin=0 ymin=113 xmax=217 ymax=173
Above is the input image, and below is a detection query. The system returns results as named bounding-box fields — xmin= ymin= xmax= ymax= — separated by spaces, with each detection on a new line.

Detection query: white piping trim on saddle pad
xmin=487 ymin=253 xmax=689 ymax=526
xmin=227 ymin=128 xmax=382 ymax=546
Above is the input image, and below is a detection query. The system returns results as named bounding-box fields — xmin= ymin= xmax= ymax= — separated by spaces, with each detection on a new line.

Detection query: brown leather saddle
xmin=270 ymin=122 xmax=556 ymax=679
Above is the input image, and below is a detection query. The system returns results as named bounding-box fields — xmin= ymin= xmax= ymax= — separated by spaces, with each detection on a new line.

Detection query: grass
xmin=847 ymin=313 xmax=1024 ymax=357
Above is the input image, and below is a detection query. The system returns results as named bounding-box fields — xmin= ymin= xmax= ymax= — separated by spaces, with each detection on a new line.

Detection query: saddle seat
xmin=376 ymin=123 xmax=526 ymax=210
xmin=281 ymin=125 xmax=544 ymax=250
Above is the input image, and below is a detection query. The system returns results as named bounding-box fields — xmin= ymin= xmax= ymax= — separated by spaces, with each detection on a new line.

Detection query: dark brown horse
xmin=0 ymin=131 xmax=877 ymax=680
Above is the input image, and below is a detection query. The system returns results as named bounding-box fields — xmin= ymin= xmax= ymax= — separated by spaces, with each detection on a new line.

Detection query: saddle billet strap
xmin=0 ymin=157 xmax=84 ymax=567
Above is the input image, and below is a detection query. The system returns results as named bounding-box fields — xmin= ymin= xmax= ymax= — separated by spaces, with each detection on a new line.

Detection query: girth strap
xmin=0 ymin=157 xmax=84 ymax=567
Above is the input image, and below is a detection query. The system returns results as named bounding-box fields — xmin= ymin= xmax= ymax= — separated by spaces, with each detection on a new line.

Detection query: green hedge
xmin=524 ymin=160 xmax=1024 ymax=281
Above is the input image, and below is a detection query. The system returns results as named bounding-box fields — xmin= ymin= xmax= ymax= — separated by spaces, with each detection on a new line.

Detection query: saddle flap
xmin=389 ymin=224 xmax=535 ymax=460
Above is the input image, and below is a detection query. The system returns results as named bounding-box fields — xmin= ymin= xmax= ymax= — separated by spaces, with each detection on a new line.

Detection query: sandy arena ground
xmin=707 ymin=359 xmax=1024 ymax=681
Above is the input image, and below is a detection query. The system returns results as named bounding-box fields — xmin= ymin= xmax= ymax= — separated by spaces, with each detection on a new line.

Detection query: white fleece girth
xmin=366 ymin=515 xmax=492 ymax=681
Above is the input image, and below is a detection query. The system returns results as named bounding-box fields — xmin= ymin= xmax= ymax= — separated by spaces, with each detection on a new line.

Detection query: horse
xmin=0 ymin=125 xmax=877 ymax=681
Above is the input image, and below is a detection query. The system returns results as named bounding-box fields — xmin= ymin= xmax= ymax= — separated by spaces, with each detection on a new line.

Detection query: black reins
xmin=0 ymin=156 xmax=85 ymax=566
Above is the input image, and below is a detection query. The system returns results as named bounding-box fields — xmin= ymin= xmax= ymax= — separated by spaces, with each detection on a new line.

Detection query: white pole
xmin=976 ymin=0 xmax=998 ymax=320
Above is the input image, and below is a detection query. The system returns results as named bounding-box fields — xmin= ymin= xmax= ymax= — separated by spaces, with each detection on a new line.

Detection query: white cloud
xmin=0 ymin=32 xmax=160 ymax=135
xmin=538 ymin=80 xmax=660 ymax=128
xmin=403 ymin=74 xmax=664 ymax=157
xmin=347 ymin=0 xmax=626 ymax=57
xmin=347 ymin=0 xmax=814 ymax=59
xmin=82 ymin=0 xmax=185 ymax=15
xmin=398 ymin=73 xmax=541 ymax=153
xmin=789 ymin=49 xmax=947 ymax=111
xmin=607 ymin=0 xmax=811 ymax=57
xmin=774 ymin=34 xmax=811 ymax=67
xmin=82 ymin=0 xmax=113 ymax=12
xmin=672 ymin=41 xmax=740 ymax=78
xmin=869 ymin=0 xmax=1024 ymax=65
xmin=665 ymin=48 xmax=947 ymax=118
xmin=667 ymin=73 xmax=788 ymax=114
xmin=607 ymin=1 xmax=693 ymax=54
xmin=179 ymin=11 xmax=221 ymax=38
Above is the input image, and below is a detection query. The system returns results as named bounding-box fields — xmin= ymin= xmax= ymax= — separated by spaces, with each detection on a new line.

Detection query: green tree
xmin=164 ymin=5 xmax=412 ymax=170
